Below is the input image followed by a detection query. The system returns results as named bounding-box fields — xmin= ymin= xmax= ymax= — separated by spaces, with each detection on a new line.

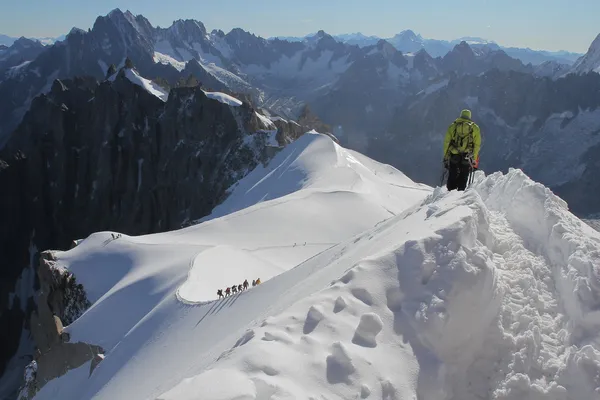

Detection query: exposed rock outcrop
xmin=20 ymin=251 xmax=102 ymax=399
xmin=30 ymin=251 xmax=90 ymax=352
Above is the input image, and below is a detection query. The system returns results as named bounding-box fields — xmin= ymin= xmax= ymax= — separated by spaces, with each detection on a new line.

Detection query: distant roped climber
xmin=443 ymin=109 xmax=481 ymax=191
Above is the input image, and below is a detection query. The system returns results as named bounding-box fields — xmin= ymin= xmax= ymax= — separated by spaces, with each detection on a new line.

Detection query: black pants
xmin=446 ymin=157 xmax=471 ymax=191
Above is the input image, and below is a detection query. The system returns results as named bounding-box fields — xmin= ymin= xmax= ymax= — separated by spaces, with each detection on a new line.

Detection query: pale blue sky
xmin=0 ymin=0 xmax=596 ymax=53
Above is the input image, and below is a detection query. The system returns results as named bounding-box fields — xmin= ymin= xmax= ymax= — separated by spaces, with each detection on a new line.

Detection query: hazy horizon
xmin=0 ymin=0 xmax=596 ymax=53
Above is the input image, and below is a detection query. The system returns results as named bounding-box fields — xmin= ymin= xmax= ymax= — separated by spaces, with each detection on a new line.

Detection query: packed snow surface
xmin=124 ymin=68 xmax=169 ymax=101
xmin=203 ymin=90 xmax=243 ymax=106
xmin=31 ymin=132 xmax=600 ymax=400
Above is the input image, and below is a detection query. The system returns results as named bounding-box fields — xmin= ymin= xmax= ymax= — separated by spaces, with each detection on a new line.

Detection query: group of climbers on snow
xmin=217 ymin=278 xmax=261 ymax=298
xmin=442 ymin=109 xmax=481 ymax=191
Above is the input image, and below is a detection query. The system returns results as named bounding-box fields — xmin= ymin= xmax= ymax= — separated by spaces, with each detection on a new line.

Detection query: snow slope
xmin=570 ymin=33 xmax=600 ymax=74
xmin=124 ymin=68 xmax=169 ymax=101
xmin=31 ymin=133 xmax=600 ymax=400
xmin=204 ymin=90 xmax=243 ymax=106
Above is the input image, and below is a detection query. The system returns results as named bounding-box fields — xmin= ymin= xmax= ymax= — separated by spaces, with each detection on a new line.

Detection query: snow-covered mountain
xmin=323 ymin=31 xmax=582 ymax=64
xmin=0 ymin=38 xmax=46 ymax=80
xmin=1 ymin=8 xmax=564 ymax=149
xmin=0 ymin=10 xmax=369 ymax=145
xmin=16 ymin=131 xmax=600 ymax=400
xmin=387 ymin=30 xmax=426 ymax=53
xmin=371 ymin=68 xmax=600 ymax=217
xmin=311 ymin=41 xmax=441 ymax=147
xmin=569 ymin=33 xmax=600 ymax=74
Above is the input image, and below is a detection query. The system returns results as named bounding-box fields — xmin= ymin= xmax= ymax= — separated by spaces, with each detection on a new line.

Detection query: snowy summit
xmin=23 ymin=132 xmax=600 ymax=400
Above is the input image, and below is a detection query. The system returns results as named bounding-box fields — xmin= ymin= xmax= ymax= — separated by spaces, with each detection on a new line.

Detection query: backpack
xmin=448 ymin=120 xmax=475 ymax=156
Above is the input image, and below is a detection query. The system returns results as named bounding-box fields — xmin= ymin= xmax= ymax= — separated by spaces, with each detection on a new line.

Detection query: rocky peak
xmin=11 ymin=37 xmax=44 ymax=51
xmin=65 ymin=27 xmax=86 ymax=40
xmin=387 ymin=30 xmax=425 ymax=54
xmin=413 ymin=48 xmax=438 ymax=74
xmin=181 ymin=60 xmax=227 ymax=91
xmin=224 ymin=28 xmax=276 ymax=66
xmin=441 ymin=41 xmax=477 ymax=73
xmin=225 ymin=28 xmax=261 ymax=46
xmin=166 ymin=19 xmax=208 ymax=42
xmin=375 ymin=39 xmax=398 ymax=59
xmin=212 ymin=29 xmax=226 ymax=38
xmin=452 ymin=41 xmax=476 ymax=57
xmin=99 ymin=8 xmax=155 ymax=47
xmin=534 ymin=60 xmax=570 ymax=78
xmin=587 ymin=33 xmax=600 ymax=54
xmin=482 ymin=49 xmax=528 ymax=72
xmin=394 ymin=30 xmax=419 ymax=42
xmin=310 ymin=30 xmax=337 ymax=49
xmin=414 ymin=48 xmax=433 ymax=60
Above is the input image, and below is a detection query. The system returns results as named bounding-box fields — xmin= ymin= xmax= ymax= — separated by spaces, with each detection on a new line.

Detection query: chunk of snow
xmin=270 ymin=116 xmax=288 ymax=123
xmin=6 ymin=61 xmax=32 ymax=78
xmin=204 ymin=91 xmax=242 ymax=106
xmin=255 ymin=111 xmax=275 ymax=129
xmin=124 ymin=69 xmax=169 ymax=102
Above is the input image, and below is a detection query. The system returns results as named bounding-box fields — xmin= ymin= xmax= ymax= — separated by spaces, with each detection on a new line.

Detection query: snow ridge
xmin=203 ymin=91 xmax=242 ymax=106
xmin=28 ymin=134 xmax=600 ymax=400
xmin=124 ymin=69 xmax=169 ymax=101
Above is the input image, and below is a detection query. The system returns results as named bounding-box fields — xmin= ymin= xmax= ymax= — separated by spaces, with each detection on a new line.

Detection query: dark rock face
xmin=1 ymin=72 xmax=293 ymax=245
xmin=441 ymin=41 xmax=478 ymax=74
xmin=0 ymin=70 xmax=309 ymax=391
xmin=18 ymin=251 xmax=101 ymax=400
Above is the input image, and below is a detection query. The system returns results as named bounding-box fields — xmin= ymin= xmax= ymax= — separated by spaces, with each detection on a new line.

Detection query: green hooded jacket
xmin=443 ymin=115 xmax=481 ymax=161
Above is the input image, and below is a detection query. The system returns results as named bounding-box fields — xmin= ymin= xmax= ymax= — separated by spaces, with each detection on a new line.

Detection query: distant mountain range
xmin=273 ymin=31 xmax=582 ymax=66
xmin=0 ymin=13 xmax=544 ymax=147
xmin=0 ymin=33 xmax=66 ymax=47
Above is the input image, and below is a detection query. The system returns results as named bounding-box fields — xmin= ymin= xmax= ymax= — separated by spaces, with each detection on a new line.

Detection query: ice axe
xmin=440 ymin=163 xmax=448 ymax=187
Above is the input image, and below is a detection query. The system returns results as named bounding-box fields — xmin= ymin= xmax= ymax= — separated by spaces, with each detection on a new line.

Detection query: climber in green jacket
xmin=443 ymin=109 xmax=481 ymax=191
